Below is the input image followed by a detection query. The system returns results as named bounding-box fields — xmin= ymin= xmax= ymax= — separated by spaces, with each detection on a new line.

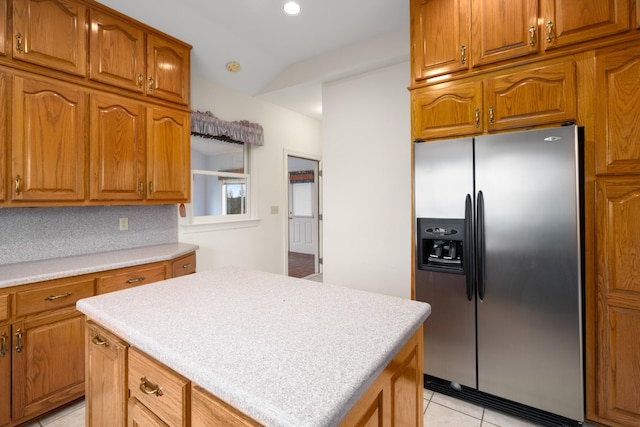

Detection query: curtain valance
xmin=191 ymin=110 xmax=264 ymax=146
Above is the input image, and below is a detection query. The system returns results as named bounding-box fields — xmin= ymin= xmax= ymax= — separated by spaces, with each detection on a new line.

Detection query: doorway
xmin=286 ymin=154 xmax=321 ymax=279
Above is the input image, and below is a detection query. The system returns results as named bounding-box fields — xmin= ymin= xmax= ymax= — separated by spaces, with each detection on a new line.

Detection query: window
xmin=187 ymin=136 xmax=251 ymax=224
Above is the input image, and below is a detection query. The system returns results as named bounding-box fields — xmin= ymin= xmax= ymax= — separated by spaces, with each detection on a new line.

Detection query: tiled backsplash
xmin=0 ymin=205 xmax=178 ymax=265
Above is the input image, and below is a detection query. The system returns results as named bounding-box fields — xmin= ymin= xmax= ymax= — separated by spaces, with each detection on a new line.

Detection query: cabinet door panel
xmin=12 ymin=0 xmax=87 ymax=76
xmin=541 ymin=0 xmax=630 ymax=50
xmin=89 ymin=9 xmax=145 ymax=92
xmin=596 ymin=178 xmax=640 ymax=425
xmin=0 ymin=70 xmax=6 ymax=203
xmin=146 ymin=34 xmax=190 ymax=105
xmin=411 ymin=80 xmax=483 ymax=140
xmin=595 ymin=43 xmax=640 ymax=175
xmin=90 ymin=94 xmax=145 ymax=200
xmin=12 ymin=76 xmax=86 ymax=201
xmin=0 ymin=324 xmax=9 ymax=427
xmin=485 ymin=61 xmax=577 ymax=131
xmin=128 ymin=397 xmax=169 ymax=427
xmin=12 ymin=310 xmax=85 ymax=420
xmin=471 ymin=0 xmax=538 ymax=66
xmin=411 ymin=0 xmax=470 ymax=81
xmin=86 ymin=322 xmax=127 ymax=427
xmin=0 ymin=0 xmax=7 ymax=57
xmin=146 ymin=107 xmax=190 ymax=201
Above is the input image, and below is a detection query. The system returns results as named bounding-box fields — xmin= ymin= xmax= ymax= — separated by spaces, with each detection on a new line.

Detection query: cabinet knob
xmin=15 ymin=329 xmax=23 ymax=353
xmin=529 ymin=26 xmax=536 ymax=47
xmin=16 ymin=32 xmax=23 ymax=53
xmin=140 ymin=376 xmax=164 ymax=397
xmin=546 ymin=21 xmax=554 ymax=43
xmin=0 ymin=333 xmax=7 ymax=357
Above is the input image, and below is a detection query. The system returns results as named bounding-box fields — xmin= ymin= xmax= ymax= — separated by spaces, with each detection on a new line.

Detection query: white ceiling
xmin=96 ymin=0 xmax=410 ymax=120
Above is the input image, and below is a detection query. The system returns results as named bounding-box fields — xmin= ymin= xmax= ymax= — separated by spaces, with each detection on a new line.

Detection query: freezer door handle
xmin=464 ymin=194 xmax=474 ymax=301
xmin=476 ymin=191 xmax=486 ymax=300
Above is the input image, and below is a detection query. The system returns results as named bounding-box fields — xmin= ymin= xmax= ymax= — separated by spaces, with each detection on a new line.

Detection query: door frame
xmin=284 ymin=150 xmax=322 ymax=277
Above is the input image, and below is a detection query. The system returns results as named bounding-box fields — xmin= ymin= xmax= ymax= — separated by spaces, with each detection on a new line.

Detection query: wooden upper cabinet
xmin=146 ymin=107 xmax=190 ymax=201
xmin=0 ymin=0 xmax=7 ymax=57
xmin=485 ymin=60 xmax=577 ymax=131
xmin=0 ymin=70 xmax=6 ymax=203
xmin=411 ymin=79 xmax=483 ymax=140
xmin=411 ymin=0 xmax=470 ymax=82
xmin=12 ymin=0 xmax=87 ymax=76
xmin=146 ymin=33 xmax=190 ymax=105
xmin=595 ymin=177 xmax=640 ymax=426
xmin=541 ymin=0 xmax=630 ymax=50
xmin=89 ymin=9 xmax=146 ymax=93
xmin=12 ymin=76 xmax=86 ymax=201
xmin=595 ymin=42 xmax=640 ymax=175
xmin=471 ymin=0 xmax=539 ymax=67
xmin=89 ymin=93 xmax=146 ymax=201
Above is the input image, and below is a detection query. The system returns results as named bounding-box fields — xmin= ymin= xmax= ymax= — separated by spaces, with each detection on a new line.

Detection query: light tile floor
xmin=23 ymin=390 xmax=590 ymax=426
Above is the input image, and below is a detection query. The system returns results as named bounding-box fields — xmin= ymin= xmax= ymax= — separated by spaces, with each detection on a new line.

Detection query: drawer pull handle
xmin=16 ymin=32 xmax=23 ymax=53
xmin=148 ymin=76 xmax=154 ymax=91
xmin=0 ymin=333 xmax=7 ymax=357
xmin=140 ymin=377 xmax=163 ymax=397
xmin=182 ymin=263 xmax=191 ymax=269
xmin=91 ymin=335 xmax=109 ymax=347
xmin=126 ymin=277 xmax=145 ymax=284
xmin=44 ymin=292 xmax=71 ymax=301
xmin=15 ymin=175 xmax=22 ymax=195
xmin=15 ymin=329 xmax=23 ymax=353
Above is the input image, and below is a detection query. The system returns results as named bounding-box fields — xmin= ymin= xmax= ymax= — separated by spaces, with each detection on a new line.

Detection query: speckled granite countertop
xmin=76 ymin=266 xmax=431 ymax=427
xmin=0 ymin=243 xmax=198 ymax=288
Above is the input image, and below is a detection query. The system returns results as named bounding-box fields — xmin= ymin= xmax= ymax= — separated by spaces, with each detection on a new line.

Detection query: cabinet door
xmin=411 ymin=79 xmax=483 ymax=140
xmin=146 ymin=107 xmax=190 ymax=201
xmin=86 ymin=321 xmax=127 ymax=427
xmin=192 ymin=385 xmax=261 ymax=427
xmin=128 ymin=398 xmax=169 ymax=427
xmin=595 ymin=43 xmax=640 ymax=175
xmin=0 ymin=324 xmax=10 ymax=427
xmin=89 ymin=9 xmax=145 ymax=93
xmin=12 ymin=309 xmax=85 ymax=421
xmin=595 ymin=178 xmax=640 ymax=426
xmin=0 ymin=70 xmax=6 ymax=203
xmin=411 ymin=0 xmax=470 ymax=82
xmin=485 ymin=60 xmax=577 ymax=131
xmin=89 ymin=93 xmax=146 ymax=201
xmin=0 ymin=0 xmax=7 ymax=57
xmin=12 ymin=0 xmax=87 ymax=76
xmin=471 ymin=0 xmax=538 ymax=66
xmin=541 ymin=0 xmax=630 ymax=50
xmin=12 ymin=76 xmax=86 ymax=202
xmin=146 ymin=33 xmax=190 ymax=105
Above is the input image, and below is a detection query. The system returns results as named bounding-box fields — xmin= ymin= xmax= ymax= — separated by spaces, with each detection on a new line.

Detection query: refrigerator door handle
xmin=476 ymin=191 xmax=486 ymax=300
xmin=464 ymin=194 xmax=474 ymax=301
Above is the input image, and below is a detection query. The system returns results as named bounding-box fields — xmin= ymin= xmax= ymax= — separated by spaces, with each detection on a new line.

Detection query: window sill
xmin=179 ymin=217 xmax=260 ymax=233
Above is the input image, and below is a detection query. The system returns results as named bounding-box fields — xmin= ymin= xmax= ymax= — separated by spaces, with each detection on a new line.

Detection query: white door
xmin=288 ymin=162 xmax=317 ymax=255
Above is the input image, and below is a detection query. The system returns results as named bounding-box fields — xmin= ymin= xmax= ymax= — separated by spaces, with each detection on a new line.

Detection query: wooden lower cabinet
xmin=86 ymin=323 xmax=423 ymax=427
xmin=11 ymin=307 xmax=85 ymax=422
xmin=171 ymin=252 xmax=196 ymax=278
xmin=595 ymin=177 xmax=640 ymax=426
xmin=0 ymin=324 xmax=10 ymax=427
xmin=86 ymin=321 xmax=128 ymax=427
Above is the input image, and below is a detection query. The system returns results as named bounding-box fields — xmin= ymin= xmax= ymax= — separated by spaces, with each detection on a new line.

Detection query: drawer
xmin=0 ymin=294 xmax=9 ymax=321
xmin=128 ymin=347 xmax=189 ymax=427
xmin=15 ymin=278 xmax=95 ymax=317
xmin=97 ymin=264 xmax=166 ymax=294
xmin=171 ymin=253 xmax=196 ymax=278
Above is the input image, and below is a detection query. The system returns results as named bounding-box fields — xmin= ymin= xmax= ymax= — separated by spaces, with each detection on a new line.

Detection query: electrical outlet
xmin=119 ymin=217 xmax=129 ymax=231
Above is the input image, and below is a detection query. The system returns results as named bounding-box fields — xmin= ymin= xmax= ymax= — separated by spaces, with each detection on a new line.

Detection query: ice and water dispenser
xmin=417 ymin=218 xmax=466 ymax=274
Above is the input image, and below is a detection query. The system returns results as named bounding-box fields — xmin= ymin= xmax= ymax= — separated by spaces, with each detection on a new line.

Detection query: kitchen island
xmin=77 ymin=266 xmax=431 ymax=427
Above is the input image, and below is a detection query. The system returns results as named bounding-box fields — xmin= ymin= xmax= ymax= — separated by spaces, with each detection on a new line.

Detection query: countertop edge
xmin=0 ymin=243 xmax=199 ymax=288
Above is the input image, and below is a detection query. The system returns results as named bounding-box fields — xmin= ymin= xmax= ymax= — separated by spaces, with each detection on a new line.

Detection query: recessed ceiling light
xmin=226 ymin=61 xmax=241 ymax=73
xmin=283 ymin=1 xmax=301 ymax=16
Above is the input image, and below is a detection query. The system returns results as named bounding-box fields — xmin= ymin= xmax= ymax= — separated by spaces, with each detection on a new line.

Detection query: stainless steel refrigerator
xmin=414 ymin=125 xmax=584 ymax=423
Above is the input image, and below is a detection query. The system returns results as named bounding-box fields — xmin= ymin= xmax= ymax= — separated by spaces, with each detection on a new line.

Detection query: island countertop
xmin=76 ymin=266 xmax=431 ymax=427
